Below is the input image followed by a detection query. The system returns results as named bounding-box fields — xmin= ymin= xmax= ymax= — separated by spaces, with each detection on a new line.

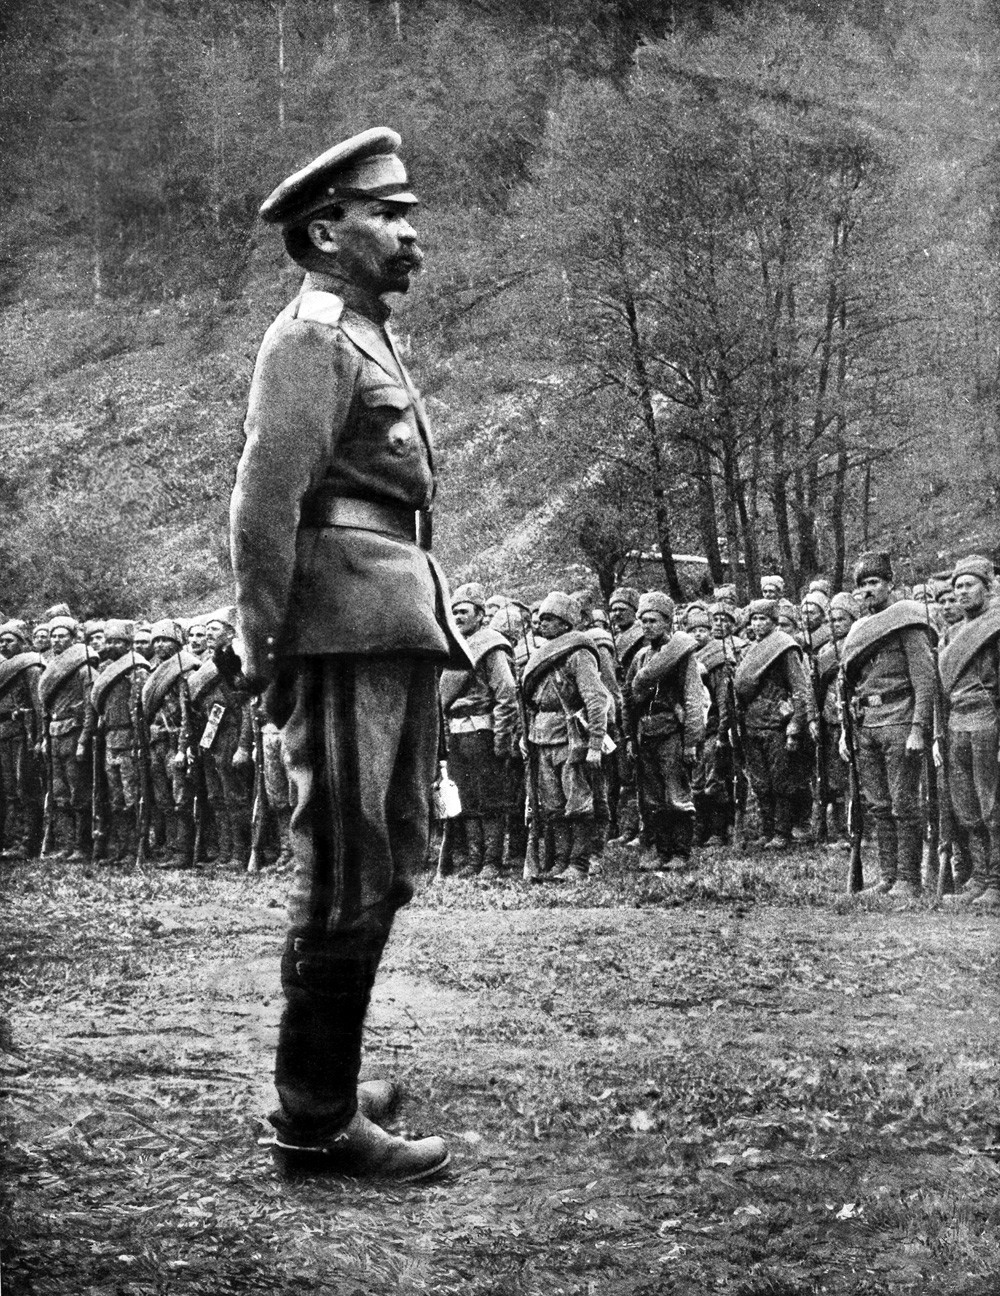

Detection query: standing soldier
xmin=489 ymin=601 xmax=534 ymax=873
xmin=186 ymin=618 xmax=210 ymax=660
xmin=38 ymin=615 xmax=98 ymax=860
xmin=624 ymin=593 xmax=705 ymax=868
xmin=439 ymin=582 xmax=519 ymax=880
xmin=839 ymin=551 xmax=936 ymax=903
xmin=87 ymin=620 xmax=151 ymax=864
xmin=188 ymin=609 xmax=253 ymax=871
xmin=0 ymin=621 xmax=45 ymax=859
xmin=816 ymin=592 xmax=860 ymax=844
xmin=733 ymin=599 xmax=814 ymax=851
xmin=143 ymin=620 xmax=200 ymax=869
xmin=31 ymin=623 xmax=51 ymax=658
xmin=521 ymin=592 xmax=607 ymax=881
xmin=609 ymin=587 xmax=644 ymax=679
xmin=939 ymin=556 xmax=1000 ymax=907
xmin=232 ymin=128 xmax=467 ymax=1180
xmin=687 ymin=606 xmax=734 ymax=847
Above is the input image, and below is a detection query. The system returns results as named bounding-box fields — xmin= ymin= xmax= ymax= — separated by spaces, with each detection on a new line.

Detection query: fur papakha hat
xmin=637 ymin=591 xmax=675 ymax=620
xmin=748 ymin=598 xmax=779 ymax=622
xmin=853 ymin=550 xmax=893 ymax=586
xmin=951 ymin=554 xmax=994 ymax=588
xmin=609 ymin=586 xmax=640 ymax=611
xmin=830 ymin=592 xmax=861 ymax=621
xmin=451 ymin=582 xmax=487 ymax=612
xmin=538 ymin=592 xmax=581 ymax=627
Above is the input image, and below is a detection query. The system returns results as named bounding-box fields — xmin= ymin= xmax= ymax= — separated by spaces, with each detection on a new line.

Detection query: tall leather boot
xmin=671 ymin=812 xmax=696 ymax=867
xmin=230 ymin=811 xmax=252 ymax=873
xmin=764 ymin=798 xmax=792 ymax=850
xmin=554 ymin=815 xmax=593 ymax=882
xmin=211 ymin=805 xmax=234 ymax=869
xmin=479 ymin=817 xmax=505 ymax=880
xmin=888 ymin=820 xmax=923 ymax=903
xmin=693 ymin=795 xmax=710 ymax=847
xmin=66 ymin=810 xmax=90 ymax=862
xmin=862 ymin=817 xmax=898 ymax=896
xmin=946 ymin=828 xmax=988 ymax=903
xmin=23 ymin=800 xmax=43 ymax=860
xmin=707 ymin=801 xmax=730 ymax=848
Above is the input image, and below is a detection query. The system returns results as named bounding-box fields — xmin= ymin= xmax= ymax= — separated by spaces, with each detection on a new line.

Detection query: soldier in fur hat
xmin=438 ymin=582 xmax=518 ymax=880
xmin=142 ymin=620 xmax=200 ymax=868
xmin=521 ymin=592 xmax=608 ymax=882
xmin=38 ymin=616 xmax=99 ymax=860
xmin=839 ymin=551 xmax=936 ymax=904
xmin=0 ymin=621 xmax=45 ymax=858
xmin=624 ymin=592 xmax=706 ymax=868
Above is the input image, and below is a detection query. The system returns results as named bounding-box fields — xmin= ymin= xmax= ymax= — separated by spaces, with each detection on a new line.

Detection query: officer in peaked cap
xmin=233 ymin=127 xmax=467 ymax=1184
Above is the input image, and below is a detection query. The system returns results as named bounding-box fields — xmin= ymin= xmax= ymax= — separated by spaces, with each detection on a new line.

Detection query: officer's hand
xmin=585 ymin=748 xmax=603 ymax=769
xmin=905 ymin=728 xmax=924 ymax=755
xmin=232 ymin=748 xmax=251 ymax=771
xmin=932 ymin=738 xmax=943 ymax=770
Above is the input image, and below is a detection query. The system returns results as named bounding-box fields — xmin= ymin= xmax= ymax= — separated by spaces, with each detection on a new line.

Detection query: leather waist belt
xmin=857 ymin=684 xmax=913 ymax=710
xmin=448 ymin=715 xmax=494 ymax=735
xmin=300 ymin=496 xmax=416 ymax=542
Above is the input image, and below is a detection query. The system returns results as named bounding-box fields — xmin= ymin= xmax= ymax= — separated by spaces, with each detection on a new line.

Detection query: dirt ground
xmin=2 ymin=844 xmax=999 ymax=1295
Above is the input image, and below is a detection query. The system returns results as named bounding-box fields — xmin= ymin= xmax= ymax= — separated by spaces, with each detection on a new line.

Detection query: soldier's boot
xmin=553 ymin=816 xmax=593 ymax=883
xmin=671 ymin=813 xmax=696 ymax=868
xmin=149 ymin=809 xmax=167 ymax=856
xmin=971 ymin=827 xmax=1000 ymax=910
xmin=65 ymin=810 xmax=90 ymax=862
xmin=117 ymin=815 xmax=138 ymax=867
xmin=861 ymin=818 xmax=898 ymax=897
xmin=945 ymin=828 xmax=989 ymax=904
xmin=479 ymin=817 xmax=505 ymax=880
xmin=464 ymin=818 xmax=485 ymax=877
xmin=507 ymin=812 xmax=527 ymax=873
xmin=763 ymin=798 xmax=793 ymax=851
xmin=230 ymin=812 xmax=252 ymax=873
xmin=274 ymin=807 xmax=294 ymax=869
xmin=886 ymin=821 xmax=923 ymax=905
xmin=549 ymin=820 xmax=573 ymax=879
xmin=23 ymin=802 xmax=43 ymax=860
xmin=755 ymin=798 xmax=775 ymax=848
xmin=211 ymin=806 xmax=235 ymax=869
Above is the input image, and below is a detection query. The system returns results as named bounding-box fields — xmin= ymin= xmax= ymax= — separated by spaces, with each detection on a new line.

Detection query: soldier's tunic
xmin=816 ymin=639 xmax=849 ymax=814
xmin=939 ymin=605 xmax=1000 ymax=893
xmin=143 ymin=650 xmax=201 ymax=834
xmin=625 ymin=632 xmax=705 ymax=861
xmin=0 ymin=652 xmax=45 ymax=855
xmin=90 ymin=654 xmax=150 ymax=814
xmin=840 ymin=601 xmax=935 ymax=890
xmin=231 ymin=277 xmax=469 ymax=1147
xmin=587 ymin=624 xmax=622 ymax=840
xmin=733 ymin=629 xmax=811 ymax=843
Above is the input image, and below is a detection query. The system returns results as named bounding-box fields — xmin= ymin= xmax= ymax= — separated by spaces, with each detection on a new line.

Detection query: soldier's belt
xmin=856 ymin=685 xmax=913 ymax=710
xmin=448 ymin=715 xmax=494 ymax=735
xmin=299 ymin=495 xmax=417 ymax=542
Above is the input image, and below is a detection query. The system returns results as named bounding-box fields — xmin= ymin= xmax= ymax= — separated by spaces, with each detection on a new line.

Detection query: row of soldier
xmin=0 ymin=606 xmax=291 ymax=872
xmin=437 ymin=551 xmax=1000 ymax=908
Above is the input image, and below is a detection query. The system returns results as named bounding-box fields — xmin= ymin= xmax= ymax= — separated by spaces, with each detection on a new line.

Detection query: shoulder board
xmin=293 ymin=290 xmax=345 ymax=328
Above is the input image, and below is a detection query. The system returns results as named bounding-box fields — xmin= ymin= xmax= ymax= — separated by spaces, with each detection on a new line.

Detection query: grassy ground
xmin=1 ymin=842 xmax=999 ymax=1295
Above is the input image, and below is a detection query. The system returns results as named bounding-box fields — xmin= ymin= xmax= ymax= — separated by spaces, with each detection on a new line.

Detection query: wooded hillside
xmin=1 ymin=0 xmax=998 ymax=614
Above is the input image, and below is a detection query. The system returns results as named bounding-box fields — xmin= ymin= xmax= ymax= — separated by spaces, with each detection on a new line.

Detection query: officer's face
xmin=452 ymin=603 xmax=483 ymax=638
xmin=311 ymin=200 xmax=422 ymax=297
xmin=609 ymin=604 xmax=635 ymax=631
xmin=954 ymin=575 xmax=988 ymax=616
xmin=50 ymin=628 xmax=73 ymax=655
xmin=857 ymin=575 xmax=892 ymax=613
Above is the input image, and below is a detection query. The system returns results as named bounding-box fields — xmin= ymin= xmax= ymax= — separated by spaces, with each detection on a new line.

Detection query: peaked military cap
xmin=260 ymin=127 xmax=417 ymax=227
xmin=451 ymin=583 xmax=487 ymax=611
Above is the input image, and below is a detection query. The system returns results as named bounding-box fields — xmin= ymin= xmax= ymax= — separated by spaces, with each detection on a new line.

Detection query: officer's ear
xmin=306 ymin=206 xmax=347 ymax=255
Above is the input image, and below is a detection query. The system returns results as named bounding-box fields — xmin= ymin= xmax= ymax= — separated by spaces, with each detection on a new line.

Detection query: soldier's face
xmin=801 ymin=604 xmax=823 ymax=631
xmin=104 ymin=636 xmax=130 ymax=661
xmin=188 ymin=626 xmax=207 ymax=652
xmin=857 ymin=575 xmax=892 ymax=612
xmin=205 ymin=621 xmax=231 ymax=651
xmin=152 ymin=637 xmax=175 ymax=661
xmin=640 ymin=611 xmax=671 ymax=643
xmin=452 ymin=603 xmax=483 ymax=638
xmin=609 ymin=605 xmax=635 ymax=631
xmin=87 ymin=631 xmax=106 ymax=654
xmin=954 ymin=575 xmax=988 ymax=616
xmin=0 ymin=634 xmax=19 ymax=659
xmin=691 ymin=624 xmax=711 ymax=647
xmin=750 ymin=614 xmax=774 ymax=638
xmin=32 ymin=629 xmax=50 ymax=652
xmin=829 ymin=609 xmax=853 ymax=639
xmin=311 ymin=200 xmax=422 ymax=297
xmin=50 ymin=628 xmax=73 ymax=654
xmin=537 ymin=614 xmax=570 ymax=641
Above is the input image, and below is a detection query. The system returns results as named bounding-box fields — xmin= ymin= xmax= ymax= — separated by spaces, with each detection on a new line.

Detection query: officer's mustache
xmin=392 ymin=246 xmax=425 ymax=273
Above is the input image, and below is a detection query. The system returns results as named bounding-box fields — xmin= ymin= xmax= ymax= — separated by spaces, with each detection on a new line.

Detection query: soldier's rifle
xmin=81 ymin=644 xmax=106 ymax=862
xmin=832 ymin=631 xmax=865 ymax=892
xmin=130 ymin=644 xmax=152 ymax=869
xmin=247 ymin=705 xmax=268 ymax=874
xmin=40 ymin=719 xmax=55 ymax=856
xmin=516 ymin=620 xmax=542 ymax=881
xmin=803 ymin=622 xmax=829 ymax=845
